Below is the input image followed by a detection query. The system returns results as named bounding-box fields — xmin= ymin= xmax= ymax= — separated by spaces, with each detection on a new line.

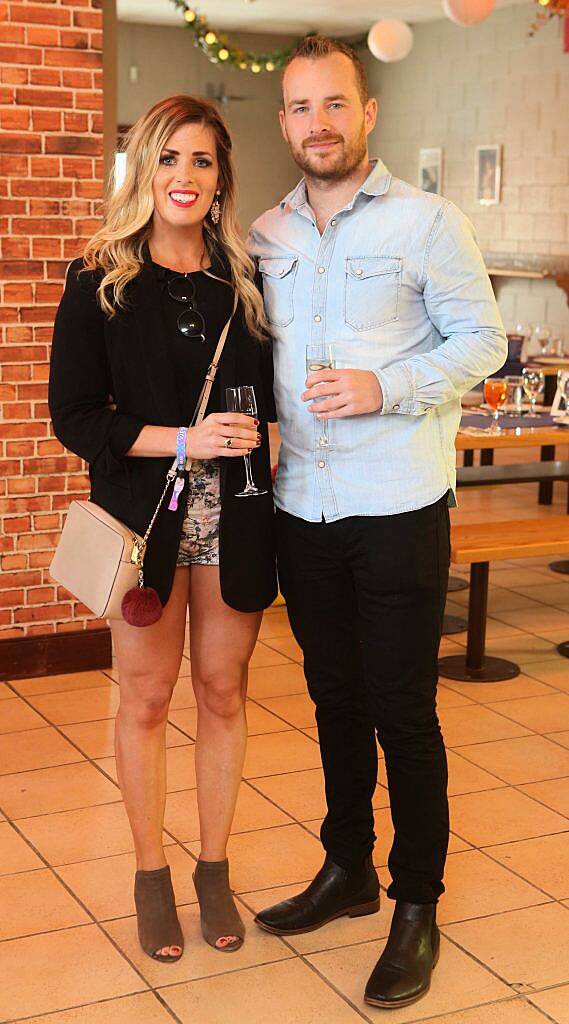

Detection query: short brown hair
xmin=283 ymin=35 xmax=369 ymax=107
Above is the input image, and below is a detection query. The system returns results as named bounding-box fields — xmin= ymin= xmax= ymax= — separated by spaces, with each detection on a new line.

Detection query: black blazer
xmin=48 ymin=255 xmax=278 ymax=613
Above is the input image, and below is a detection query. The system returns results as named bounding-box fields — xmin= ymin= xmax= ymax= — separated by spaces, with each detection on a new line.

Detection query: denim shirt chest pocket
xmin=258 ymin=255 xmax=298 ymax=328
xmin=345 ymin=256 xmax=402 ymax=331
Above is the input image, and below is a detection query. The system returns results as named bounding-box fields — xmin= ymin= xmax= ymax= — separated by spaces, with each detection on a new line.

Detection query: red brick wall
xmin=0 ymin=0 xmax=105 ymax=639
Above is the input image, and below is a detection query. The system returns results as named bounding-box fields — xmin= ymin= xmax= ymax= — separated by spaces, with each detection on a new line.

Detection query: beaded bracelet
xmin=168 ymin=426 xmax=188 ymax=512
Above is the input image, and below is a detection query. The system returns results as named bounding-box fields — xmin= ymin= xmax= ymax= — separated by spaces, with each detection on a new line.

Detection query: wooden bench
xmin=438 ymin=516 xmax=569 ymax=682
xmin=457 ymin=460 xmax=569 ymax=492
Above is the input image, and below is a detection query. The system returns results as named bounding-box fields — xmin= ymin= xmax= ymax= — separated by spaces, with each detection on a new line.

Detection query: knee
xmin=197 ymin=674 xmax=245 ymax=720
xmin=119 ymin=675 xmax=173 ymax=728
xmin=376 ymin=700 xmax=442 ymax=754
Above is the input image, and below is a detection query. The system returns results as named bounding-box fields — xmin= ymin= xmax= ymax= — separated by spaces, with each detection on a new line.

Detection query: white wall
xmin=363 ymin=2 xmax=569 ymax=338
xmin=117 ymin=23 xmax=299 ymax=232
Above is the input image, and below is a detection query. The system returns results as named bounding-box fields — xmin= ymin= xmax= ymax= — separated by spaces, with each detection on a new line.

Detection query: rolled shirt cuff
xmin=373 ymin=364 xmax=418 ymax=416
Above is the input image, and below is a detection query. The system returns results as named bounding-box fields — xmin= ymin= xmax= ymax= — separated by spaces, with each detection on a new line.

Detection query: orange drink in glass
xmin=484 ymin=377 xmax=507 ymax=433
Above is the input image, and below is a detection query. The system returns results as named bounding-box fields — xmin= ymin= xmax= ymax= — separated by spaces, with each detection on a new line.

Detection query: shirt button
xmin=331 ymin=219 xmax=337 ymax=226
xmin=318 ymin=461 xmax=325 ymax=469
xmin=314 ymin=314 xmax=321 ymax=323
xmin=356 ymin=268 xmax=363 ymax=276
xmin=318 ymin=266 xmax=325 ymax=274
xmin=393 ymin=403 xmax=400 ymax=411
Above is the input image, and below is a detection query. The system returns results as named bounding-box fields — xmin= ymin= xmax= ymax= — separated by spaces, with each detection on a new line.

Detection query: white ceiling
xmin=117 ymin=0 xmax=532 ymax=34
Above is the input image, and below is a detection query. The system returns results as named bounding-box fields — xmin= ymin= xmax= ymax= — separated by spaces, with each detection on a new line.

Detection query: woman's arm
xmin=254 ymin=269 xmax=277 ymax=424
xmin=49 ymin=260 xmax=147 ymax=472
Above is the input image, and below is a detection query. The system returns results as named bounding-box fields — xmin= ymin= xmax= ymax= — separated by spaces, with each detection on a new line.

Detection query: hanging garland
xmin=529 ymin=0 xmax=569 ymax=36
xmin=170 ymin=1 xmax=366 ymax=73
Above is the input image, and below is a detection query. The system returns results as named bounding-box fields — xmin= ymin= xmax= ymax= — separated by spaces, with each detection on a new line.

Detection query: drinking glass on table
xmin=483 ymin=377 xmax=508 ymax=433
xmin=306 ymin=344 xmax=335 ymax=448
xmin=534 ymin=324 xmax=551 ymax=357
xmin=225 ymin=386 xmax=267 ymax=498
xmin=522 ymin=368 xmax=545 ymax=419
xmin=504 ymin=374 xmax=525 ymax=416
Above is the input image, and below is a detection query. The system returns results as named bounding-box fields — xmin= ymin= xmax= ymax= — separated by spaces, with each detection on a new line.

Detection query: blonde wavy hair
xmin=82 ymin=94 xmax=267 ymax=339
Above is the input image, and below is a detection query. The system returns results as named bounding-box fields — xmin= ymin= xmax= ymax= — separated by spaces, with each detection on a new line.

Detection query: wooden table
xmin=457 ymin=420 xmax=569 ymax=575
xmin=457 ymin=422 xmax=569 ymax=504
xmin=439 ymin=516 xmax=569 ymax=681
xmin=456 ymin=425 xmax=568 ymax=452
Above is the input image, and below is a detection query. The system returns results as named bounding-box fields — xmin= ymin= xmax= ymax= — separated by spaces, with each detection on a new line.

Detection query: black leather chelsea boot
xmin=255 ymin=854 xmax=379 ymax=936
xmin=364 ymin=901 xmax=439 ymax=1008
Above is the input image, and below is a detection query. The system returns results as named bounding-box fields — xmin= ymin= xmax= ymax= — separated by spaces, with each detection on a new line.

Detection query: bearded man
xmin=248 ymin=35 xmax=507 ymax=1010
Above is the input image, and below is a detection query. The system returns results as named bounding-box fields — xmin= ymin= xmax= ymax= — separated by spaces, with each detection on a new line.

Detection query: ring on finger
xmin=224 ymin=437 xmax=233 ymax=448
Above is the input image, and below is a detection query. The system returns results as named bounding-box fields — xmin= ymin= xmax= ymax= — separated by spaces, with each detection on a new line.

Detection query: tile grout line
xmin=7 ymin=991 xmax=187 ymax=1024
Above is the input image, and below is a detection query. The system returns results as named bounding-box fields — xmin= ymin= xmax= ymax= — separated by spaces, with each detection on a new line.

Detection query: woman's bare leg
xmin=111 ymin=567 xmax=190 ymax=957
xmin=189 ymin=564 xmax=262 ymax=946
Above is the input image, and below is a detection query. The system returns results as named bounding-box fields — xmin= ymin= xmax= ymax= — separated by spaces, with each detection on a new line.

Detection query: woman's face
xmin=152 ymin=121 xmax=220 ymax=232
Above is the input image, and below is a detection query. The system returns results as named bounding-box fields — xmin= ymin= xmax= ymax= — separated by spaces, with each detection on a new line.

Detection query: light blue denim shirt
xmin=248 ymin=158 xmax=507 ymax=522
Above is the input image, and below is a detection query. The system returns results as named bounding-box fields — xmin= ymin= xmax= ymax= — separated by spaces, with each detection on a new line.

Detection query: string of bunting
xmin=169 ymin=1 xmax=366 ymax=73
xmin=529 ymin=0 xmax=569 ymax=35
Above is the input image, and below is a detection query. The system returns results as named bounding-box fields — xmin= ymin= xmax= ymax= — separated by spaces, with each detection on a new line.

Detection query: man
xmin=248 ymin=35 xmax=507 ymax=1010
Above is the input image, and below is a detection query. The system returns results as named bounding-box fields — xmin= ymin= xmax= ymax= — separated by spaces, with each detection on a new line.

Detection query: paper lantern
xmin=442 ymin=0 xmax=495 ymax=26
xmin=367 ymin=20 xmax=414 ymax=63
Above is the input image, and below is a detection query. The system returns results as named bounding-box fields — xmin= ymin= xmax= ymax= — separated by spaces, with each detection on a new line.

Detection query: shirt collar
xmin=280 ymin=157 xmax=392 ymax=213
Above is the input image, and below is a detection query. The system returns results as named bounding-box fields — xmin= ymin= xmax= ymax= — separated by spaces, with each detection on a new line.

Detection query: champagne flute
xmin=225 ymin=385 xmax=268 ymax=498
xmin=483 ymin=377 xmax=507 ymax=433
xmin=522 ymin=368 xmax=545 ymax=418
xmin=306 ymin=344 xmax=335 ymax=448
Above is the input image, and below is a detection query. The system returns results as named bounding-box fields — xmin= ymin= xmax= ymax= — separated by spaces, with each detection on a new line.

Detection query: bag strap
xmin=137 ymin=272 xmax=238 ymax=561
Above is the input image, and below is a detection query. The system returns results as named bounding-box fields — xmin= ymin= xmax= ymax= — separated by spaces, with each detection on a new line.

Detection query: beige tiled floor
xmin=2 ymin=476 xmax=569 ymax=1022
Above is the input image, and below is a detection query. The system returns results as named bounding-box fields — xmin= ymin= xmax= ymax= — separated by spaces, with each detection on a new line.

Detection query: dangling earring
xmin=210 ymin=190 xmax=221 ymax=225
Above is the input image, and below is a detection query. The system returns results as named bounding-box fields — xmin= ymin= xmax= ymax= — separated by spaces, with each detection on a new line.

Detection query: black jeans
xmin=277 ymin=495 xmax=450 ymax=904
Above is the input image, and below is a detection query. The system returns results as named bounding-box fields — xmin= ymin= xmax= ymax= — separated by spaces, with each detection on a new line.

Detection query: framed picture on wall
xmin=475 ymin=145 xmax=501 ymax=205
xmin=418 ymin=148 xmax=443 ymax=195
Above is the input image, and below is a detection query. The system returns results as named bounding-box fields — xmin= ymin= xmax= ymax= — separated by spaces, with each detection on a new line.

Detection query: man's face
xmin=280 ymin=53 xmax=377 ymax=182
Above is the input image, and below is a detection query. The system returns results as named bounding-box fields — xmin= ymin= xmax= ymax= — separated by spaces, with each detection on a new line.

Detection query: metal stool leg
xmin=438 ymin=562 xmax=520 ymax=682
xmin=538 ymin=445 xmax=555 ymax=505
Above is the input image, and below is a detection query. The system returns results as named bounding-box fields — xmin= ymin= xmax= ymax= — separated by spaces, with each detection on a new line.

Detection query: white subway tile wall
xmin=363 ymin=5 xmax=569 ymax=335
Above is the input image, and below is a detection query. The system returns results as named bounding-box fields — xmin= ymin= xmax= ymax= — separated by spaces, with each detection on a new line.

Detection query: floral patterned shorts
xmin=176 ymin=459 xmax=220 ymax=567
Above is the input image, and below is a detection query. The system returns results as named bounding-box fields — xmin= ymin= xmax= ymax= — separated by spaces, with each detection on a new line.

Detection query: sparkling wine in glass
xmin=225 ymin=385 xmax=268 ymax=498
xmin=306 ymin=344 xmax=335 ymax=448
xmin=484 ymin=377 xmax=508 ymax=433
xmin=522 ymin=368 xmax=545 ymax=419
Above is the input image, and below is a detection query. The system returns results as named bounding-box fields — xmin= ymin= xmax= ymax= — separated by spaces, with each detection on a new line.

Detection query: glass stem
xmin=243 ymin=453 xmax=255 ymax=490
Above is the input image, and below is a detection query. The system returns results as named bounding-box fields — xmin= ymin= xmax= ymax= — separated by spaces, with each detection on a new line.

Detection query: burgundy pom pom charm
xmin=121 ymin=585 xmax=162 ymax=627
xmin=122 ymin=566 xmax=162 ymax=628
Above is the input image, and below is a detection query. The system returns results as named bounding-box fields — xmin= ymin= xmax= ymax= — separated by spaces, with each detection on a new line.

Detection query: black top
xmin=48 ymin=251 xmax=277 ymax=613
xmin=152 ymin=259 xmax=233 ymax=425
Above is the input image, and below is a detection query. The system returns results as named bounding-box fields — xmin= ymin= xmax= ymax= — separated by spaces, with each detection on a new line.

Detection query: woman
xmin=49 ymin=95 xmax=277 ymax=962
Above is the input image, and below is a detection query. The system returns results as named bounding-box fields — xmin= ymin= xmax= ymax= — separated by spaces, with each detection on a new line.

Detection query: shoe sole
xmin=254 ymin=898 xmax=380 ymax=936
xmin=363 ymin=945 xmax=440 ymax=1009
